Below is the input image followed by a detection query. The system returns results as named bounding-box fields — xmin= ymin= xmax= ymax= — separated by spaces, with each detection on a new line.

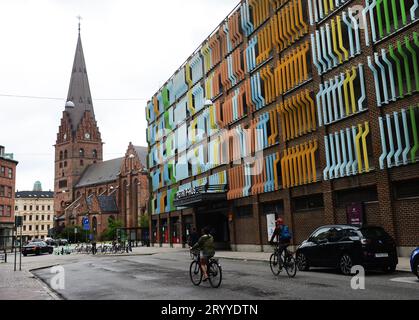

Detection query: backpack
xmin=280 ymin=225 xmax=291 ymax=240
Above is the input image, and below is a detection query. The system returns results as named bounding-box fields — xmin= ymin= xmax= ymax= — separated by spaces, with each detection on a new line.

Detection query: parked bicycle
xmin=269 ymin=244 xmax=297 ymax=278
xmin=189 ymin=250 xmax=222 ymax=288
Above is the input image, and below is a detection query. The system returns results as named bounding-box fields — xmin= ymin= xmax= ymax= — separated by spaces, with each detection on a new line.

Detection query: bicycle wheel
xmin=208 ymin=260 xmax=222 ymax=288
xmin=284 ymin=252 xmax=297 ymax=278
xmin=269 ymin=253 xmax=282 ymax=276
xmin=189 ymin=261 xmax=202 ymax=286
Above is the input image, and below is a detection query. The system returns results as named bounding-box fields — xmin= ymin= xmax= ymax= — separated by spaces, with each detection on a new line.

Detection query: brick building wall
xmin=146 ymin=0 xmax=419 ymax=255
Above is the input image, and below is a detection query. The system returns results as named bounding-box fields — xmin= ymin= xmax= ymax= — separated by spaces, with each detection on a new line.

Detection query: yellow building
xmin=15 ymin=182 xmax=54 ymax=242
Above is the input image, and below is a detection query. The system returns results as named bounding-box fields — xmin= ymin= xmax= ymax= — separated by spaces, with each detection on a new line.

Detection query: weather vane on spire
xmin=77 ymin=15 xmax=82 ymax=34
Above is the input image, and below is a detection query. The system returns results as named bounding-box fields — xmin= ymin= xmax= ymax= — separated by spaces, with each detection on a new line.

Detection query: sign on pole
xmin=82 ymin=217 xmax=90 ymax=231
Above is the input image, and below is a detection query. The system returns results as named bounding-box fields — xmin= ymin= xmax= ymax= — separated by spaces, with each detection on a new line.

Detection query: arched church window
xmin=64 ymin=150 xmax=68 ymax=159
xmin=59 ymin=151 xmax=63 ymax=160
xmin=93 ymin=150 xmax=97 ymax=159
xmin=79 ymin=148 xmax=85 ymax=158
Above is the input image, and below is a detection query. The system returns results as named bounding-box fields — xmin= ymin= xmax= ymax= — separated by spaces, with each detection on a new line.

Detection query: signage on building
xmin=266 ymin=214 xmax=276 ymax=242
xmin=347 ymin=203 xmax=363 ymax=226
xmin=175 ymin=187 xmax=201 ymax=200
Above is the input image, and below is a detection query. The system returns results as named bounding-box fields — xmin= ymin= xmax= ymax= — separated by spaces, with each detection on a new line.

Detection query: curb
xmin=29 ymin=264 xmax=65 ymax=300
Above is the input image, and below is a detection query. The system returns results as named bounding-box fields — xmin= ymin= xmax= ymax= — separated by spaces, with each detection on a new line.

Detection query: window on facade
xmin=47 ymin=215 xmax=50 ymax=220
xmin=47 ymin=205 xmax=51 ymax=211
xmin=64 ymin=150 xmax=68 ymax=159
xmin=29 ymin=215 xmax=32 ymax=221
xmin=29 ymin=205 xmax=33 ymax=211
xmin=0 ymin=205 xmax=3 ymax=216
xmin=29 ymin=225 xmax=32 ymax=231
xmin=93 ymin=150 xmax=97 ymax=158
xmin=0 ymin=186 xmax=4 ymax=197
xmin=35 ymin=225 xmax=38 ymax=231
xmin=24 ymin=205 xmax=27 ymax=211
xmin=7 ymin=187 xmax=12 ymax=198
xmin=59 ymin=180 xmax=68 ymax=189
xmin=262 ymin=202 xmax=284 ymax=215
xmin=0 ymin=166 xmax=5 ymax=176
xmin=42 ymin=205 xmax=45 ymax=211
xmin=294 ymin=194 xmax=324 ymax=212
xmin=36 ymin=206 xmax=39 ymax=211
xmin=41 ymin=225 xmax=45 ymax=231
xmin=393 ymin=180 xmax=419 ymax=200
xmin=36 ymin=215 xmax=39 ymax=221
xmin=23 ymin=226 xmax=26 ymax=231
xmin=7 ymin=168 xmax=12 ymax=179
xmin=41 ymin=215 xmax=44 ymax=220
xmin=79 ymin=148 xmax=85 ymax=158
xmin=235 ymin=205 xmax=253 ymax=218
xmin=4 ymin=206 xmax=11 ymax=217
xmin=59 ymin=163 xmax=63 ymax=169
xmin=24 ymin=215 xmax=27 ymax=221
xmin=335 ymin=187 xmax=378 ymax=207
xmin=60 ymin=151 xmax=63 ymax=160
xmin=64 ymin=161 xmax=67 ymax=167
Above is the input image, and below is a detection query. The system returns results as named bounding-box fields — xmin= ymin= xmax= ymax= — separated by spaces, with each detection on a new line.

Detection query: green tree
xmin=56 ymin=225 xmax=84 ymax=243
xmin=101 ymin=218 xmax=123 ymax=241
xmin=139 ymin=214 xmax=149 ymax=228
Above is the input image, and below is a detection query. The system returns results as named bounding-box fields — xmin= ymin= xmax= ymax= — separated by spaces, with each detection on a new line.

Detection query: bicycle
xmin=189 ymin=250 xmax=222 ymax=288
xmin=269 ymin=244 xmax=297 ymax=278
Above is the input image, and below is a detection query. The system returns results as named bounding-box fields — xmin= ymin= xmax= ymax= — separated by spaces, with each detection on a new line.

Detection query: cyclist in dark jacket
xmin=191 ymin=227 xmax=215 ymax=281
xmin=270 ymin=218 xmax=291 ymax=262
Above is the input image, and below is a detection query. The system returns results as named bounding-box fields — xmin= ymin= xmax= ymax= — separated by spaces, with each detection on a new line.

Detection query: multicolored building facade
xmin=146 ymin=0 xmax=419 ymax=255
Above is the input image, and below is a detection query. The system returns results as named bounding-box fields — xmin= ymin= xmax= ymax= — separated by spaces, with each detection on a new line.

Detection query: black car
xmin=296 ymin=225 xmax=398 ymax=275
xmin=22 ymin=241 xmax=54 ymax=256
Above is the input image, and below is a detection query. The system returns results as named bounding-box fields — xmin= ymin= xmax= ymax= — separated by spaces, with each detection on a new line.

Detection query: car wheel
xmin=339 ymin=254 xmax=353 ymax=276
xmin=296 ymin=252 xmax=310 ymax=271
xmin=413 ymin=259 xmax=419 ymax=279
xmin=23 ymin=253 xmax=27 ymax=257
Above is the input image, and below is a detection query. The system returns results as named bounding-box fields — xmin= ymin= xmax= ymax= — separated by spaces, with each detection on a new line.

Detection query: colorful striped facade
xmin=146 ymin=0 xmax=419 ymax=254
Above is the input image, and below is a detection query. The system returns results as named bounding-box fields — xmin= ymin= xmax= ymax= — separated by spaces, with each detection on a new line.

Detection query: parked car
xmin=410 ymin=248 xmax=419 ymax=280
xmin=22 ymin=241 xmax=54 ymax=256
xmin=296 ymin=225 xmax=398 ymax=275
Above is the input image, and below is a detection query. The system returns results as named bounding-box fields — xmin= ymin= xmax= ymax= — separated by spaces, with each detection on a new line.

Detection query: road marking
xmin=390 ymin=277 xmax=419 ymax=284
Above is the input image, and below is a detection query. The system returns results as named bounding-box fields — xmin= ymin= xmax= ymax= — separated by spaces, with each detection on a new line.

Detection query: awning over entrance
xmin=173 ymin=185 xmax=227 ymax=208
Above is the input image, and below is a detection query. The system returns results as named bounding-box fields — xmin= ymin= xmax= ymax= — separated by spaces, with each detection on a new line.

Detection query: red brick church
xmin=53 ymin=28 xmax=148 ymax=241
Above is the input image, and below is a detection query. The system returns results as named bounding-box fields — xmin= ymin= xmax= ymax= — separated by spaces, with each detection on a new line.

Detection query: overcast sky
xmin=0 ymin=0 xmax=239 ymax=192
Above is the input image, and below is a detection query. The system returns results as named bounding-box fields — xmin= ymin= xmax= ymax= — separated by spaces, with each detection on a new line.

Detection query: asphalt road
xmin=31 ymin=251 xmax=418 ymax=300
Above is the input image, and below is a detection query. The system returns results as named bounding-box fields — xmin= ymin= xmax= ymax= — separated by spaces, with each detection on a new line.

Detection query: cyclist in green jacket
xmin=191 ymin=227 xmax=215 ymax=281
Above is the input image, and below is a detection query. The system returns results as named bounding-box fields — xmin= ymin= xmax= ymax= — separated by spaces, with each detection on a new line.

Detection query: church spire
xmin=66 ymin=21 xmax=95 ymax=131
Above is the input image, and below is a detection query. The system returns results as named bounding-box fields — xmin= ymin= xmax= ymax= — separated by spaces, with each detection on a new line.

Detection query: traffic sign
xmin=82 ymin=217 xmax=90 ymax=231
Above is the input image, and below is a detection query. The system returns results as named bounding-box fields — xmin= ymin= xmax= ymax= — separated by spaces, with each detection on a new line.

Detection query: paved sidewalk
xmin=0 ymin=260 xmax=58 ymax=300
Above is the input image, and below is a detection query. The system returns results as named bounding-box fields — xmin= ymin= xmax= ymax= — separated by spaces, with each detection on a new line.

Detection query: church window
xmin=59 ymin=180 xmax=68 ymax=189
xmin=60 ymin=151 xmax=63 ymax=160
xmin=93 ymin=150 xmax=97 ymax=158
xmin=79 ymin=148 xmax=85 ymax=158
xmin=64 ymin=150 xmax=68 ymax=159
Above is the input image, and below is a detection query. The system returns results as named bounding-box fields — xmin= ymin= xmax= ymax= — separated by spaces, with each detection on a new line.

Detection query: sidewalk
xmin=0 ymin=260 xmax=59 ymax=300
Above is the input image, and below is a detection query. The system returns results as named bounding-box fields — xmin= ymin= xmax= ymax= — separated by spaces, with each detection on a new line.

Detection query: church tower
xmin=54 ymin=25 xmax=103 ymax=219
